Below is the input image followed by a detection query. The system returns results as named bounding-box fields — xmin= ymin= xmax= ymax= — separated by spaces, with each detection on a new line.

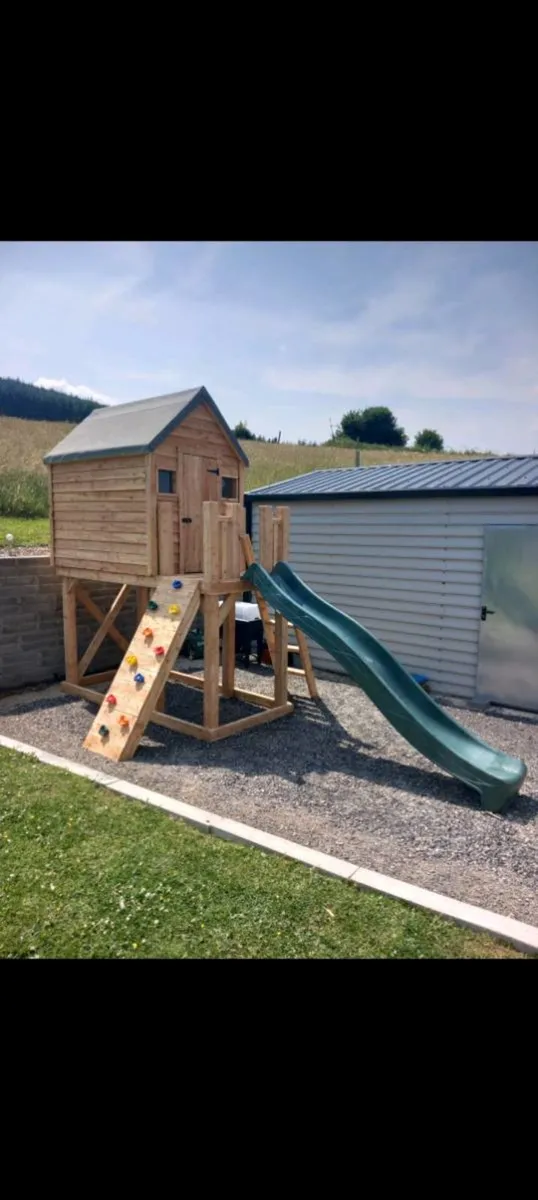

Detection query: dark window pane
xmin=158 ymin=470 xmax=175 ymax=494
xmin=221 ymin=476 xmax=237 ymax=499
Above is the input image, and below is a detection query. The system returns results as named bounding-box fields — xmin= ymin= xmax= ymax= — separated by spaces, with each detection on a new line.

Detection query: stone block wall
xmin=0 ymin=556 xmax=138 ymax=691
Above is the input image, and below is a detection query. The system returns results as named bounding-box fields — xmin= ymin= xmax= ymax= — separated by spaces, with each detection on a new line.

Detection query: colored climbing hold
xmin=148 ymin=600 xmax=159 ymax=611
xmin=119 ymin=714 xmax=130 ymax=728
xmin=98 ymin=725 xmax=109 ymax=737
xmin=172 ymin=580 xmax=183 ymax=590
xmin=143 ymin=626 xmax=153 ymax=638
xmin=106 ymin=694 xmax=117 ymax=706
xmin=154 ymin=645 xmax=165 ymax=657
xmin=126 ymin=654 xmax=138 ymax=667
xmin=134 ymin=673 xmax=145 ymax=684
xmin=168 ymin=604 xmax=180 ymax=615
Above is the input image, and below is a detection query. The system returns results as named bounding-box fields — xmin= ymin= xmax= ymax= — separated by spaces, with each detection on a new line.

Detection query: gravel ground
xmin=1 ymin=668 xmax=537 ymax=926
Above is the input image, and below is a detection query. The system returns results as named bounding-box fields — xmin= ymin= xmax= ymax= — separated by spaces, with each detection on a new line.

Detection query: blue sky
xmin=1 ymin=241 xmax=537 ymax=452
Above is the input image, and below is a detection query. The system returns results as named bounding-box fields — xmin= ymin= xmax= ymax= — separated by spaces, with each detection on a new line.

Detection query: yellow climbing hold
xmin=168 ymin=604 xmax=181 ymax=615
xmin=126 ymin=654 xmax=138 ymax=667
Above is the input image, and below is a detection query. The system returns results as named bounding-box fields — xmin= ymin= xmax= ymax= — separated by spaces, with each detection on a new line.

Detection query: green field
xmin=0 ymin=517 xmax=49 ymax=545
xmin=0 ymin=747 xmax=525 ymax=959
xmin=0 ymin=414 xmax=494 ymax=531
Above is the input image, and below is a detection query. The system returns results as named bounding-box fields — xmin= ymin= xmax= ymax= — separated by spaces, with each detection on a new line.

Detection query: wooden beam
xmin=203 ymin=501 xmax=220 ymax=583
xmin=80 ymin=669 xmax=117 ymax=686
xmin=61 ymin=682 xmax=209 ymax=741
xmin=275 ymin=505 xmax=290 ymax=561
xmin=168 ymin=675 xmax=275 ymax=712
xmin=170 ymin=670 xmax=204 ymax=689
xmin=58 ymin=567 xmax=156 ymax=588
xmin=62 ymin=681 xmax=104 ymax=704
xmin=273 ymin=612 xmax=288 ymax=707
xmin=232 ymin=687 xmax=274 ymax=709
xmin=136 ymin=587 xmax=150 ymax=623
xmin=77 ymin=584 xmax=130 ymax=679
xmin=207 ymin=702 xmax=293 ymax=742
xmin=147 ymin=712 xmax=210 ymax=741
xmin=146 ymin=453 xmax=158 ymax=575
xmin=258 ymin=506 xmax=274 ymax=570
xmin=221 ymin=599 xmax=236 ymax=698
xmin=62 ymin=578 xmax=79 ymax=684
xmin=293 ymin=626 xmax=319 ymax=699
xmin=218 ymin=593 xmax=236 ymax=627
xmin=203 ymin=592 xmax=220 ymax=729
xmin=201 ymin=579 xmax=246 ymax=596
xmin=76 ymin=587 xmax=130 ymax=653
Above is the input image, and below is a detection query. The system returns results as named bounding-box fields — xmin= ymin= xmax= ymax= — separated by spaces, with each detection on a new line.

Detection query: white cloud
xmin=34 ymin=377 xmax=118 ymax=405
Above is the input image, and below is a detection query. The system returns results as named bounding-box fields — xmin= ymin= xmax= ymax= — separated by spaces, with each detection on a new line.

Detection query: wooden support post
xmin=203 ymin=593 xmax=220 ymax=729
xmin=274 ymin=505 xmax=290 ymax=562
xmin=62 ymin=578 xmax=79 ymax=684
xmin=258 ymin=506 xmax=274 ymax=571
xmin=221 ymin=597 xmax=236 ymax=698
xmin=273 ymin=612 xmax=288 ymax=706
xmin=203 ymin=501 xmax=220 ymax=583
xmin=136 ymin=586 xmax=150 ymax=623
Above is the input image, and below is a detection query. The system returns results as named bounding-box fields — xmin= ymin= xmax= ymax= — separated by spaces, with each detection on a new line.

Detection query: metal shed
xmin=246 ymin=458 xmax=538 ymax=710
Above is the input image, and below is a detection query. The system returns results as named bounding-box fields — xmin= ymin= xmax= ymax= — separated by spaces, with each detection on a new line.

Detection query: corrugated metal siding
xmin=251 ymin=496 xmax=538 ymax=699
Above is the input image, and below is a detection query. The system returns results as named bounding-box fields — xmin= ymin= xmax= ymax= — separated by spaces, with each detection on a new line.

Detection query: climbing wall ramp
xmin=84 ymin=576 xmax=201 ymax=762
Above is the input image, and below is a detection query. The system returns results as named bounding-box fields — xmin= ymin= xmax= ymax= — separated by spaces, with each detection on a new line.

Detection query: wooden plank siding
xmin=50 ymin=400 xmax=246 ymax=581
xmin=251 ymin=495 xmax=538 ymax=701
xmin=51 ymin=456 xmax=150 ymax=577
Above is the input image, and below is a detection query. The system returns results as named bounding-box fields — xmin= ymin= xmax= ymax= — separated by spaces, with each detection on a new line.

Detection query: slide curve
xmin=243 ymin=561 xmax=527 ymax=812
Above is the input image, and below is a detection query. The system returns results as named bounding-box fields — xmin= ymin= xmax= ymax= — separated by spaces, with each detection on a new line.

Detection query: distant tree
xmin=338 ymin=406 xmax=407 ymax=447
xmin=234 ymin=420 xmax=256 ymax=440
xmin=414 ymin=428 xmax=444 ymax=451
xmin=0 ymin=377 xmax=103 ymax=423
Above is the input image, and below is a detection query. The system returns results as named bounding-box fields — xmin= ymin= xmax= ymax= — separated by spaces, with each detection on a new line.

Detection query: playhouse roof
xmin=43 ymin=386 xmax=249 ymax=466
xmin=246 ymin=456 xmax=538 ymax=502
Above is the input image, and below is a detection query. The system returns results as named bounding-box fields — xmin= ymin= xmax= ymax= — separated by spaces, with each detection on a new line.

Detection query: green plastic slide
xmin=243 ymin=561 xmax=527 ymax=812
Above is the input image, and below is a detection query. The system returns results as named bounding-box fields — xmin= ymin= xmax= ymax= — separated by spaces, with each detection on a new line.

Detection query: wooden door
xmin=157 ymin=500 xmax=175 ymax=573
xmin=180 ymin=455 xmax=219 ymax=573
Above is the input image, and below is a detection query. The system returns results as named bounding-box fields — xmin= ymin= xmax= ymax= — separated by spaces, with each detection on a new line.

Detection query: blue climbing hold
xmin=134 ymin=673 xmax=145 ymax=685
xmin=172 ymin=579 xmax=183 ymax=590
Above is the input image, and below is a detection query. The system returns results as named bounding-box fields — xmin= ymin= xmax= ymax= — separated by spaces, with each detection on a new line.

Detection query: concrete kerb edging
xmin=1 ymin=732 xmax=537 ymax=956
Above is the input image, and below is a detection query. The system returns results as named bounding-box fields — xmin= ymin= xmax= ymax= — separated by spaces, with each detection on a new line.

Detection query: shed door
xmin=180 ymin=454 xmax=220 ymax=573
xmin=476 ymin=526 xmax=538 ymax=711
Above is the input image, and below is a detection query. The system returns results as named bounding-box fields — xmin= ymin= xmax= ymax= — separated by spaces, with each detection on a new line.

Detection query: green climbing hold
xmin=98 ymin=725 xmax=109 ymax=737
xmin=148 ymin=600 xmax=159 ymax=611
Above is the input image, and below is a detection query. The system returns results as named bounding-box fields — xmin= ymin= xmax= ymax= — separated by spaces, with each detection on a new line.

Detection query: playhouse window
xmin=221 ymin=476 xmax=238 ymax=500
xmin=158 ymin=469 xmax=176 ymax=494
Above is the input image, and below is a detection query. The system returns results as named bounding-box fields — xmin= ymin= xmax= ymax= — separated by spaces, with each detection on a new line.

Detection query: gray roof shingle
xmin=44 ymin=386 xmax=249 ymax=466
xmin=247 ymin=457 xmax=538 ymax=500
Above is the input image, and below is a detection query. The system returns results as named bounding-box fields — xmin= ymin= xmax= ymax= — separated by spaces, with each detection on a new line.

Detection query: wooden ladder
xmin=240 ymin=534 xmax=318 ymax=700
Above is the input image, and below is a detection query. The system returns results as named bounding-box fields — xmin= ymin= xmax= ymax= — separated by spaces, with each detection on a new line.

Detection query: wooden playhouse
xmin=44 ymin=387 xmax=316 ymax=761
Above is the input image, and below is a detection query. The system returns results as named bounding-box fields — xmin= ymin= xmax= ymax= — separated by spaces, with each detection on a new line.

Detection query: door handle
xmin=181 ymin=517 xmax=192 ymax=524
xmin=481 ymin=606 xmax=496 ymax=621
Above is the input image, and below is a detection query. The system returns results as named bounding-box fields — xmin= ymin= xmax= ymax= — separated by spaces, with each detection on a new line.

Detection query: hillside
xmin=0 ymin=377 xmax=103 ymax=423
xmin=0 ymin=414 xmax=496 ymax=490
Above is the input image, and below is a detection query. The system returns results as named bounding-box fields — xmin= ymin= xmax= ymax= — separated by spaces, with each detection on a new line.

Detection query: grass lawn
xmin=0 ymin=748 xmax=527 ymax=959
xmin=0 ymin=516 xmax=49 ymax=545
